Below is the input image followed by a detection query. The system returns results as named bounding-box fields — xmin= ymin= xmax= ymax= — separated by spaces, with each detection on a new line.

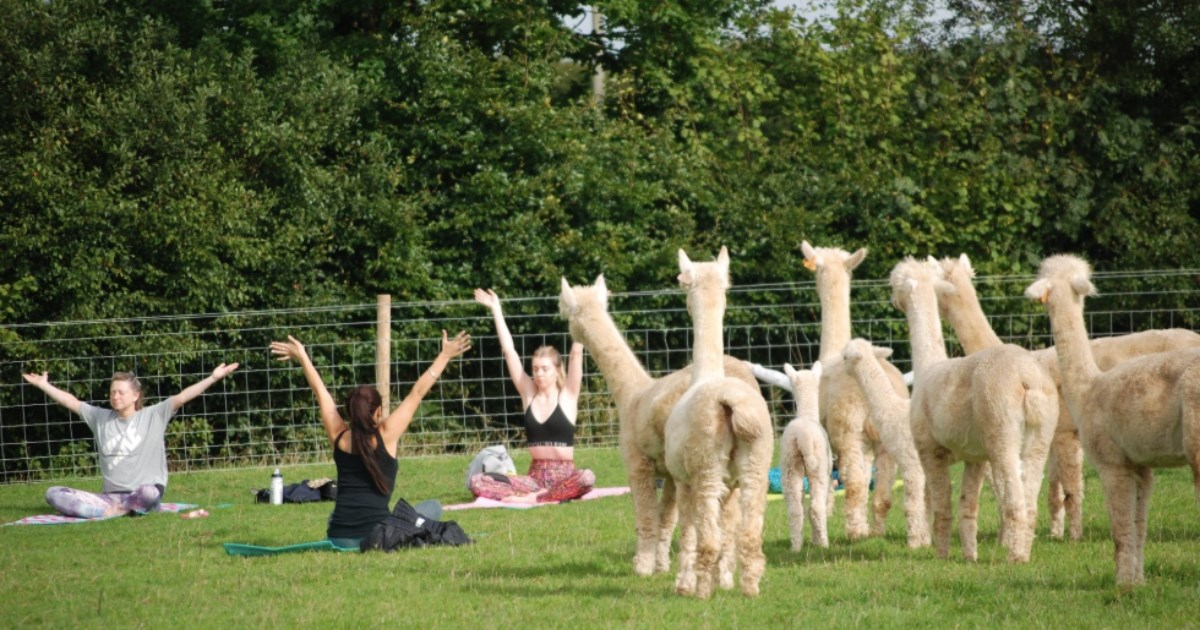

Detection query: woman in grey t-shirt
xmin=22 ymin=365 xmax=239 ymax=518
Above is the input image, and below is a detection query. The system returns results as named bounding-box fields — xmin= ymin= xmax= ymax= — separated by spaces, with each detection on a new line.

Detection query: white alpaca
xmin=779 ymin=361 xmax=833 ymax=551
xmin=839 ymin=339 xmax=930 ymax=548
xmin=891 ymin=257 xmax=1057 ymax=563
xmin=558 ymin=274 xmax=758 ymax=577
xmin=801 ymin=241 xmax=928 ymax=546
xmin=665 ymin=247 xmax=773 ymax=598
xmin=1026 ymin=255 xmax=1200 ymax=586
xmin=940 ymin=254 xmax=1200 ymax=541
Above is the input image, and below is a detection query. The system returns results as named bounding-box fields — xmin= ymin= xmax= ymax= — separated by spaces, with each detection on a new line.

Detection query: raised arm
xmin=270 ymin=336 xmax=345 ymax=442
xmin=563 ymin=341 xmax=585 ymax=399
xmin=170 ymin=363 xmax=240 ymax=412
xmin=475 ymin=288 xmax=535 ymax=399
xmin=381 ymin=330 xmax=472 ymax=442
xmin=22 ymin=372 xmax=84 ymax=414
xmin=751 ymin=363 xmax=794 ymax=394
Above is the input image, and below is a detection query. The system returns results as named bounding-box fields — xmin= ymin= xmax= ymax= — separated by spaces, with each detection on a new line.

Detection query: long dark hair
xmin=344 ymin=386 xmax=392 ymax=496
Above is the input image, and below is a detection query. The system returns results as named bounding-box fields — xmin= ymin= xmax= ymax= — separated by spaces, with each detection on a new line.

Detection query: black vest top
xmin=524 ymin=403 xmax=576 ymax=447
xmin=327 ymin=431 xmax=398 ymax=539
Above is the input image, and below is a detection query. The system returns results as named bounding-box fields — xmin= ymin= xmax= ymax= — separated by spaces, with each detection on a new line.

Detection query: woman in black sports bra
xmin=468 ymin=288 xmax=595 ymax=503
xmin=270 ymin=330 xmax=471 ymax=547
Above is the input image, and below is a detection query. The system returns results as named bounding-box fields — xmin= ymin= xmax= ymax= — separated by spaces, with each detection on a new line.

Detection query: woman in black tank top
xmin=469 ymin=288 xmax=596 ymax=504
xmin=270 ymin=330 xmax=471 ymax=547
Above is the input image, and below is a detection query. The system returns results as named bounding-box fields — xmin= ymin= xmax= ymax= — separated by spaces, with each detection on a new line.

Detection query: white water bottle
xmin=270 ymin=468 xmax=283 ymax=505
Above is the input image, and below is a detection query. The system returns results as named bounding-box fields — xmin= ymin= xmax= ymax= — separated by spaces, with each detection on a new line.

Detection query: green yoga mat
xmin=223 ymin=540 xmax=360 ymax=557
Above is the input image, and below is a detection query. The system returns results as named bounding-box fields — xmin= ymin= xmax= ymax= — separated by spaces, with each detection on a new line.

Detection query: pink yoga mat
xmin=443 ymin=487 xmax=631 ymax=511
xmin=3 ymin=502 xmax=198 ymax=526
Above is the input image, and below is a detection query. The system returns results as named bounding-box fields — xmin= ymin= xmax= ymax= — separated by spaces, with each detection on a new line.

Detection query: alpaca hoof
xmin=740 ymin=578 xmax=761 ymax=598
xmin=634 ymin=556 xmax=655 ymax=577
xmin=718 ymin=570 xmax=735 ymax=591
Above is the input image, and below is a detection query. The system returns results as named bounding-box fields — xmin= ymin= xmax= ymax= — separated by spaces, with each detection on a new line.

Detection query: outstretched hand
xmin=211 ymin=362 xmax=240 ymax=380
xmin=270 ymin=336 xmax=309 ymax=363
xmin=441 ymin=330 xmax=472 ymax=359
xmin=22 ymin=372 xmax=50 ymax=388
xmin=473 ymin=288 xmax=501 ymax=311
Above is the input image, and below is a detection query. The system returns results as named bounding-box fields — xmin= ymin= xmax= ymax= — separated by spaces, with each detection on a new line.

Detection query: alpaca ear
xmin=677 ymin=249 xmax=694 ymax=286
xmin=595 ymin=274 xmax=607 ymax=295
xmin=1024 ymin=278 xmax=1051 ymax=303
xmin=801 ymin=241 xmax=820 ymax=271
xmin=559 ymin=277 xmax=577 ymax=314
xmin=958 ymin=253 xmax=973 ymax=275
xmin=872 ymin=346 xmax=894 ymax=360
xmin=934 ymin=279 xmax=957 ymax=296
xmin=717 ymin=246 xmax=730 ymax=269
xmin=846 ymin=247 xmax=867 ymax=271
xmin=783 ymin=363 xmax=797 ymax=378
xmin=1071 ymin=276 xmax=1098 ymax=298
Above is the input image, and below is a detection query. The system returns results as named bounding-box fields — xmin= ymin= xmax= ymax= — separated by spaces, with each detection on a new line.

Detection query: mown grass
xmin=1 ymin=447 xmax=1197 ymax=628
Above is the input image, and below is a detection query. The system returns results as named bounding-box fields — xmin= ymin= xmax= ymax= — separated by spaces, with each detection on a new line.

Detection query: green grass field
xmin=2 ymin=447 xmax=1197 ymax=628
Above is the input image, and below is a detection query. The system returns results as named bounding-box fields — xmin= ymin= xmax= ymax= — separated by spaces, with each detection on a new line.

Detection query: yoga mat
xmin=223 ymin=540 xmax=361 ymax=557
xmin=3 ymin=502 xmax=199 ymax=526
xmin=443 ymin=486 xmax=631 ymax=511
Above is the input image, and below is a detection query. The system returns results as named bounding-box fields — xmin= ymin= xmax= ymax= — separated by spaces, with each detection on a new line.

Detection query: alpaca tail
xmin=717 ymin=379 xmax=773 ymax=443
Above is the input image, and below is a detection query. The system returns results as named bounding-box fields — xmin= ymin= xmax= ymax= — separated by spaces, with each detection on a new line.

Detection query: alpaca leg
xmin=656 ymin=476 xmax=679 ymax=574
xmin=1019 ymin=449 xmax=1053 ymax=561
xmin=990 ymin=452 xmax=1030 ymax=563
xmin=782 ymin=447 xmax=808 ymax=552
xmin=958 ymin=462 xmax=986 ymax=563
xmin=1133 ymin=468 xmax=1154 ymax=582
xmin=690 ymin=481 xmax=725 ymax=599
xmin=807 ymin=460 xmax=832 ymax=548
xmin=717 ymin=487 xmax=740 ymax=591
xmin=1096 ymin=465 xmax=1143 ymax=586
xmin=1060 ymin=431 xmax=1085 ymax=542
xmin=897 ymin=449 xmax=930 ymax=548
xmin=736 ymin=466 xmax=769 ymax=597
xmin=1046 ymin=439 xmax=1066 ymax=540
xmin=871 ymin=448 xmax=897 ymax=537
xmin=673 ymin=482 xmax=697 ymax=596
xmin=627 ymin=456 xmax=661 ymax=576
xmin=839 ymin=434 xmax=870 ymax=541
xmin=923 ymin=452 xmax=954 ymax=560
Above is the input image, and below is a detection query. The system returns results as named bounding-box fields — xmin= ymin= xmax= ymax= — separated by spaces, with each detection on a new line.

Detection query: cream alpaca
xmin=940 ymin=254 xmax=1200 ymax=541
xmin=892 ymin=257 xmax=1057 ymax=563
xmin=558 ymin=274 xmax=757 ymax=577
xmin=665 ymin=247 xmax=773 ymax=598
xmin=801 ymin=241 xmax=922 ymax=543
xmin=1026 ymin=255 xmax=1200 ymax=586
xmin=779 ymin=361 xmax=834 ymax=551
xmin=839 ymin=339 xmax=930 ymax=548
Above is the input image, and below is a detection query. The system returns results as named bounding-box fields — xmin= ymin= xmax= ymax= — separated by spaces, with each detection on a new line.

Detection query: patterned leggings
xmin=469 ymin=459 xmax=595 ymax=504
xmin=45 ymin=484 xmax=164 ymax=519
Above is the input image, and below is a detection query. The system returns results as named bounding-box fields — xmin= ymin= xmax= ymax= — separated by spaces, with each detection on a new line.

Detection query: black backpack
xmin=361 ymin=499 xmax=472 ymax=552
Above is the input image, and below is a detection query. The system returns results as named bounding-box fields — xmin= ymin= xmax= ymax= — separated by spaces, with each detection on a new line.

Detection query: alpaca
xmin=892 ymin=257 xmax=1057 ymax=563
xmin=1025 ymin=255 xmax=1200 ymax=586
xmin=801 ymin=241 xmax=925 ymax=544
xmin=665 ymin=247 xmax=773 ymax=598
xmin=558 ymin=274 xmax=758 ymax=577
xmin=779 ymin=361 xmax=834 ymax=551
xmin=839 ymin=339 xmax=930 ymax=548
xmin=940 ymin=254 xmax=1200 ymax=541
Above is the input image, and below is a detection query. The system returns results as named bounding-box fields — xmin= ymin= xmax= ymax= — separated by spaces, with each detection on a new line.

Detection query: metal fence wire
xmin=2 ymin=267 xmax=1198 ymax=483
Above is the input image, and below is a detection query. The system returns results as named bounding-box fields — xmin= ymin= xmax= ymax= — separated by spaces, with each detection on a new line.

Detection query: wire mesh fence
xmin=3 ymin=266 xmax=1199 ymax=483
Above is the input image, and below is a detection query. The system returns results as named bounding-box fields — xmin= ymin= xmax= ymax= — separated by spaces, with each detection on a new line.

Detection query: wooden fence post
xmin=376 ymin=294 xmax=391 ymax=411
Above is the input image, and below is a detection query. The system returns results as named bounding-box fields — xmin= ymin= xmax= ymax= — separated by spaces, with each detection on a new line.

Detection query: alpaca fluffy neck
xmin=942 ymin=282 xmax=1003 ymax=354
xmin=569 ymin=308 xmax=653 ymax=409
xmin=689 ymin=293 xmax=727 ymax=384
xmin=851 ymin=355 xmax=906 ymax=413
xmin=1044 ymin=292 xmax=1101 ymax=416
xmin=906 ymin=286 xmax=949 ymax=375
xmin=816 ymin=271 xmax=853 ymax=364
xmin=795 ymin=383 xmax=821 ymax=425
